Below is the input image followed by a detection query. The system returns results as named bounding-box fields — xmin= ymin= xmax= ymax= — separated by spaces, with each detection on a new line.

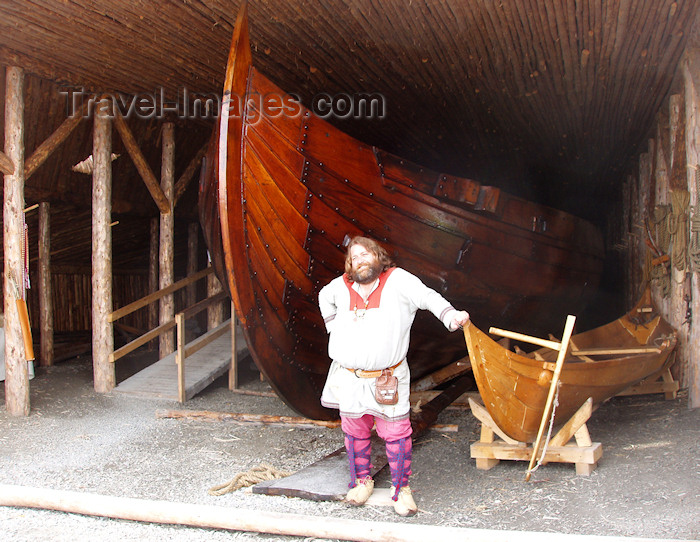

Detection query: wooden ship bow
xmin=199 ymin=4 xmax=605 ymax=421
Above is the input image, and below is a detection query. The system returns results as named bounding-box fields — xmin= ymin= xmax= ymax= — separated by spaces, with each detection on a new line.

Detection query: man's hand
xmin=449 ymin=310 xmax=470 ymax=331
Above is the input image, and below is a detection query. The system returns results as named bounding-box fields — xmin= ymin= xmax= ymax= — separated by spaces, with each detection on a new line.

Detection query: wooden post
xmin=186 ymin=222 xmax=198 ymax=308
xmin=92 ymin=98 xmax=115 ymax=392
xmin=229 ymin=302 xmax=238 ymax=390
xmin=207 ymin=268 xmax=224 ymax=330
xmin=176 ymin=312 xmax=186 ymax=403
xmin=3 ymin=66 xmax=30 ymax=416
xmin=684 ymin=27 xmax=700 ymax=408
xmin=148 ymin=217 xmax=158 ymax=349
xmin=159 ymin=122 xmax=175 ymax=359
xmin=668 ymin=94 xmax=692 ymax=388
xmin=38 ymin=201 xmax=54 ymax=366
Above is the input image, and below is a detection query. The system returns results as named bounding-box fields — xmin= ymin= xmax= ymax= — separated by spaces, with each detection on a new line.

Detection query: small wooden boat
xmin=463 ymin=289 xmax=677 ymax=443
xmin=198 ymin=4 xmax=605 ymax=420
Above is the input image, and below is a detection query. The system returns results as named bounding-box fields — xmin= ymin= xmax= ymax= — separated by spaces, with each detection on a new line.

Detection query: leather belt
xmin=346 ymin=359 xmax=404 ymax=378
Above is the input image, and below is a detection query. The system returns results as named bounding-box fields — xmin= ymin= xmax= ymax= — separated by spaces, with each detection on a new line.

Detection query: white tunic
xmin=319 ymin=267 xmax=458 ymax=421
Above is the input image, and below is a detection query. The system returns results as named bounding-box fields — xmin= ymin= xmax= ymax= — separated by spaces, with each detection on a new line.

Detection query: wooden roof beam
xmin=0 ymin=150 xmax=15 ymax=175
xmin=174 ymin=141 xmax=208 ymax=206
xmin=24 ymin=100 xmax=90 ymax=181
xmin=112 ymin=111 xmax=171 ymax=214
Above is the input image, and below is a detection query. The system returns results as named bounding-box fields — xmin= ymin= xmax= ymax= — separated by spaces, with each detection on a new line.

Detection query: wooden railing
xmin=175 ymin=292 xmax=230 ymax=402
xmin=109 ymin=266 xmax=234 ymax=402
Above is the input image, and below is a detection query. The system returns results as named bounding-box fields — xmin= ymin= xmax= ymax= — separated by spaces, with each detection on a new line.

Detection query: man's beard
xmin=351 ymin=261 xmax=382 ymax=284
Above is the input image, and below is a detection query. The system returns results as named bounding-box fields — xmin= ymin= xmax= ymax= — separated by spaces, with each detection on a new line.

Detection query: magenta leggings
xmin=341 ymin=414 xmax=412 ymax=441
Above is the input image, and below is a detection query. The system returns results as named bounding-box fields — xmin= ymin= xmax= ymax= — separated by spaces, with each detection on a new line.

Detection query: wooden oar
xmin=524 ymin=314 xmax=576 ymax=481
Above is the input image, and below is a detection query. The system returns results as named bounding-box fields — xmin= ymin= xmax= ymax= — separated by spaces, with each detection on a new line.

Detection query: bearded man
xmin=318 ymin=236 xmax=470 ymax=516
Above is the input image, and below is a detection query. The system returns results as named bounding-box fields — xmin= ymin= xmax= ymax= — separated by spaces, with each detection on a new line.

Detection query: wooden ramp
xmin=114 ymin=321 xmax=247 ymax=401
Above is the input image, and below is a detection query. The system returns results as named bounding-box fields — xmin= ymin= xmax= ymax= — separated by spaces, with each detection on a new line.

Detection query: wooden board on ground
xmin=252 ymin=435 xmax=387 ymax=501
xmin=114 ymin=325 xmax=247 ymax=401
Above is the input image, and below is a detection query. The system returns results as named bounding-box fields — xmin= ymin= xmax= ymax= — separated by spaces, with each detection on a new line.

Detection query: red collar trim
xmin=343 ymin=267 xmax=396 ymax=310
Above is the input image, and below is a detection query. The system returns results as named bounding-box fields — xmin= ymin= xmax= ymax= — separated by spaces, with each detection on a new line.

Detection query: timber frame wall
xmin=615 ymin=22 xmax=700 ymax=408
xmin=2 ymin=66 xmax=210 ymax=415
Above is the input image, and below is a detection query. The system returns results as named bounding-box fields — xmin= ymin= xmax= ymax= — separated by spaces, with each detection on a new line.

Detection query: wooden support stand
xmin=617 ymin=366 xmax=679 ymax=400
xmin=469 ymin=397 xmax=602 ymax=476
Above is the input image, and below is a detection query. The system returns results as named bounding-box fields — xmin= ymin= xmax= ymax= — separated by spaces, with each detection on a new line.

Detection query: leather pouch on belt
xmin=374 ymin=369 xmax=399 ymax=405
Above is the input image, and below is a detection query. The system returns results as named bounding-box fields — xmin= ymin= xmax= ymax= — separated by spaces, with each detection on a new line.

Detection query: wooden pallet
xmin=469 ymin=397 xmax=602 ymax=476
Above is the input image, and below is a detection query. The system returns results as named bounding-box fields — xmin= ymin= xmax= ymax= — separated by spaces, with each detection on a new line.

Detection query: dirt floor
xmin=0 ymin=353 xmax=698 ymax=541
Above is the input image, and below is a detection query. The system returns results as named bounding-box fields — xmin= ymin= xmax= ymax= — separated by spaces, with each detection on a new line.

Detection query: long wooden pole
xmin=525 ymin=314 xmax=576 ymax=481
xmin=91 ymin=98 xmax=115 ymax=392
xmin=0 ymin=484 xmax=611 ymax=542
xmin=3 ymin=66 xmax=29 ymax=416
xmin=38 ymin=201 xmax=54 ymax=366
xmin=159 ymin=122 xmax=175 ymax=358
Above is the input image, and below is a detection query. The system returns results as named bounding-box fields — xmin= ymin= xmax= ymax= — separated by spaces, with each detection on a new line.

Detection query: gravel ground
xmin=0 ymin=354 xmax=698 ymax=541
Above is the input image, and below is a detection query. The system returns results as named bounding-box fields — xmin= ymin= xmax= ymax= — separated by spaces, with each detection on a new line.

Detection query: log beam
xmin=174 ymin=143 xmax=208 ymax=205
xmin=3 ymin=66 xmax=30 ymax=416
xmin=91 ymin=99 xmax=115 ymax=392
xmin=24 ymin=100 xmax=89 ymax=180
xmin=0 ymin=150 xmax=14 ymax=175
xmin=112 ymin=111 xmax=170 ymax=214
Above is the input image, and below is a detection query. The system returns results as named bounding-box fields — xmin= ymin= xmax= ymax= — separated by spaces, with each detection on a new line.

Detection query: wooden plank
xmin=572 ymin=346 xmax=662 ymax=355
xmin=114 ymin=326 xmax=248 ymax=401
xmin=253 ymin=435 xmax=387 ymax=501
xmin=471 ymin=441 xmax=602 ymax=467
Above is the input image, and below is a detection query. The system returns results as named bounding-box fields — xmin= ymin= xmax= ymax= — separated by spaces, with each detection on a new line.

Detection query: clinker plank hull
xmin=463 ymin=290 xmax=677 ymax=443
xmin=199 ymin=5 xmax=605 ymax=420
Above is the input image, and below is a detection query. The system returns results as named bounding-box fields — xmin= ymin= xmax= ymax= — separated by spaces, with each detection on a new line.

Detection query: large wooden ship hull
xmin=463 ymin=289 xmax=677 ymax=443
xmin=199 ymin=4 xmax=605 ymax=420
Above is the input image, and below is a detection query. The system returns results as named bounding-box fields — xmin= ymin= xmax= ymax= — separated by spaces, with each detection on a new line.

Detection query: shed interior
xmin=1 ymin=1 xmax=699 ymax=402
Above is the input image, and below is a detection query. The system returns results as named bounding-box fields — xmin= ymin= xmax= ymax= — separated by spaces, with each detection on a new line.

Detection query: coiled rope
xmin=668 ymin=190 xmax=690 ymax=271
xmin=208 ymin=463 xmax=293 ymax=496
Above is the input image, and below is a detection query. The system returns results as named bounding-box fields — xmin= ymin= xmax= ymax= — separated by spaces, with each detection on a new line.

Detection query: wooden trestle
xmin=469 ymin=397 xmax=603 ymax=476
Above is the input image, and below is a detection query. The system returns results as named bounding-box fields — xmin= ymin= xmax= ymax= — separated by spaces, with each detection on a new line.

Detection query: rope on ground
xmin=208 ymin=463 xmax=294 ymax=496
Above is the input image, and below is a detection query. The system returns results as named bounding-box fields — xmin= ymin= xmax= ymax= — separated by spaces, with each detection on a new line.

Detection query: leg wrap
xmin=345 ymin=434 xmax=372 ymax=489
xmin=386 ymin=436 xmax=412 ymax=500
